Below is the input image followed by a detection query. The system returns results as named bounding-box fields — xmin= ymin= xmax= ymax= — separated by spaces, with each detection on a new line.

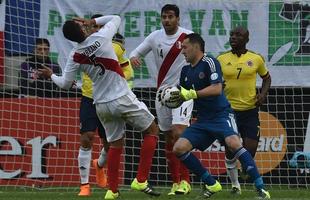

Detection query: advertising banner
xmin=37 ymin=0 xmax=310 ymax=87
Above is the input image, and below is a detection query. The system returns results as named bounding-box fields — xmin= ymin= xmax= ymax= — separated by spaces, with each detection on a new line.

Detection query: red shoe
xmin=92 ymin=159 xmax=107 ymax=188
xmin=78 ymin=184 xmax=91 ymax=196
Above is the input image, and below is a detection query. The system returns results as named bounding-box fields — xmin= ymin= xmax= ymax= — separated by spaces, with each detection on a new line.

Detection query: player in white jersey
xmin=130 ymin=4 xmax=193 ymax=195
xmin=38 ymin=15 xmax=160 ymax=200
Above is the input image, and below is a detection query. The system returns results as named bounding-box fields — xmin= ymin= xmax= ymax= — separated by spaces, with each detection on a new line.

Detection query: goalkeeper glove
xmin=179 ymin=86 xmax=197 ymax=101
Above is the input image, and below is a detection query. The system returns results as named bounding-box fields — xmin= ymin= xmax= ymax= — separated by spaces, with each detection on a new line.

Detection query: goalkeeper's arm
xmin=179 ymin=83 xmax=223 ymax=101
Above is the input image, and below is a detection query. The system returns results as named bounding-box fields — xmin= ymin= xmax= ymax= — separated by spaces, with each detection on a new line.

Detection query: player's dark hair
xmin=185 ymin=33 xmax=205 ymax=52
xmin=113 ymin=33 xmax=125 ymax=44
xmin=62 ymin=20 xmax=85 ymax=43
xmin=35 ymin=38 xmax=50 ymax=47
xmin=161 ymin=4 xmax=179 ymax=17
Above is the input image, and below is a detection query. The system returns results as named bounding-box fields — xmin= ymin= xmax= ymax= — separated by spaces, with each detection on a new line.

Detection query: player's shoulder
xmin=148 ymin=29 xmax=164 ymax=38
xmin=179 ymin=26 xmax=193 ymax=34
xmin=217 ymin=50 xmax=232 ymax=59
xmin=112 ymin=41 xmax=125 ymax=52
xmin=247 ymin=50 xmax=265 ymax=62
xmin=202 ymin=54 xmax=219 ymax=64
xmin=201 ymin=54 xmax=221 ymax=70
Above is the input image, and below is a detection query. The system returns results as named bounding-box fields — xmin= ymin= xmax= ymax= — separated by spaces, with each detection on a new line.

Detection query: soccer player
xmin=38 ymin=15 xmax=160 ymax=200
xmin=217 ymin=26 xmax=271 ymax=195
xmin=77 ymin=14 xmax=134 ymax=196
xmin=129 ymin=4 xmax=192 ymax=195
xmin=171 ymin=33 xmax=270 ymax=199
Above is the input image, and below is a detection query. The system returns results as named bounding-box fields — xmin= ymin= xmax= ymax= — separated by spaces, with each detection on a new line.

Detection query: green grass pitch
xmin=0 ymin=186 xmax=309 ymax=200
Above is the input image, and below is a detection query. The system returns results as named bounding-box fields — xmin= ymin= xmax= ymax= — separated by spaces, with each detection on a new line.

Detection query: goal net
xmin=1 ymin=0 xmax=310 ymax=190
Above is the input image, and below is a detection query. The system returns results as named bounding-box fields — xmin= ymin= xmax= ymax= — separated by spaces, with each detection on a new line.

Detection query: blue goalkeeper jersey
xmin=180 ymin=55 xmax=231 ymax=120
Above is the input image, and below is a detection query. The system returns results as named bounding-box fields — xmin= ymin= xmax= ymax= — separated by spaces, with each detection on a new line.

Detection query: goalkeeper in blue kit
xmin=166 ymin=33 xmax=270 ymax=199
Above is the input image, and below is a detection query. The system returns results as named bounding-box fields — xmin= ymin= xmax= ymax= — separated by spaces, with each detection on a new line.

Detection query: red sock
xmin=107 ymin=147 xmax=122 ymax=193
xmin=136 ymin=135 xmax=158 ymax=183
xmin=180 ymin=162 xmax=190 ymax=183
xmin=165 ymin=143 xmax=180 ymax=183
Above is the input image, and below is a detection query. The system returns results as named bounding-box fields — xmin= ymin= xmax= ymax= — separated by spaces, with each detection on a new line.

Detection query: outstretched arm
xmin=129 ymin=34 xmax=153 ymax=68
xmin=179 ymin=83 xmax=222 ymax=101
xmin=38 ymin=65 xmax=75 ymax=90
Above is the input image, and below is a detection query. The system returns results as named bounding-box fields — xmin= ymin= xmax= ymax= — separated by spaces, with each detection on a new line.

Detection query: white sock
xmin=78 ymin=147 xmax=91 ymax=184
xmin=97 ymin=148 xmax=107 ymax=168
xmin=225 ymin=157 xmax=240 ymax=188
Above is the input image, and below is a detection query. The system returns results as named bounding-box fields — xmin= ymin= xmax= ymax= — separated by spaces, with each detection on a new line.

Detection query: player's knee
xmin=171 ymin=124 xmax=186 ymax=137
xmin=164 ymin=131 xmax=176 ymax=145
xmin=144 ymin=121 xmax=159 ymax=136
xmin=80 ymin=131 xmax=96 ymax=148
xmin=172 ymin=138 xmax=191 ymax=156
xmin=225 ymin=135 xmax=242 ymax=152
xmin=110 ymin=137 xmax=124 ymax=147
xmin=172 ymin=144 xmax=183 ymax=156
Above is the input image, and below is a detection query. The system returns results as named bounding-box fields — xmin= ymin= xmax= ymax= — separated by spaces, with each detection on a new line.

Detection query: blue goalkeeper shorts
xmin=181 ymin=112 xmax=238 ymax=151
xmin=80 ymin=96 xmax=106 ymax=139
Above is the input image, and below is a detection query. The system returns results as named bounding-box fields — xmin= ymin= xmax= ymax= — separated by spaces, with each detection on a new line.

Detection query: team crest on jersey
xmin=184 ymin=77 xmax=188 ymax=82
xmin=176 ymin=41 xmax=182 ymax=49
xmin=199 ymin=72 xmax=205 ymax=79
xmin=247 ymin=60 xmax=253 ymax=67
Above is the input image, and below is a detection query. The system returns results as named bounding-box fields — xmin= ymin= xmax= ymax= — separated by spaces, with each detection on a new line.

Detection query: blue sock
xmin=201 ymin=171 xmax=216 ymax=185
xmin=178 ymin=152 xmax=215 ymax=185
xmin=234 ymin=147 xmax=264 ymax=190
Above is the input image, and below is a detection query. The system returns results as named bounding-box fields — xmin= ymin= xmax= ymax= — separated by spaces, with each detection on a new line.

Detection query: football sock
xmin=136 ymin=134 xmax=158 ymax=183
xmin=165 ymin=143 xmax=180 ymax=183
xmin=225 ymin=157 xmax=240 ymax=188
xmin=180 ymin=162 xmax=190 ymax=183
xmin=234 ymin=147 xmax=264 ymax=189
xmin=98 ymin=148 xmax=107 ymax=168
xmin=78 ymin=147 xmax=91 ymax=184
xmin=107 ymin=147 xmax=123 ymax=193
xmin=178 ymin=152 xmax=215 ymax=185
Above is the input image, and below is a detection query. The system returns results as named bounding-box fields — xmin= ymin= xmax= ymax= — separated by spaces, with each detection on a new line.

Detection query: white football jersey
xmin=52 ymin=15 xmax=131 ymax=103
xmin=130 ymin=27 xmax=192 ymax=89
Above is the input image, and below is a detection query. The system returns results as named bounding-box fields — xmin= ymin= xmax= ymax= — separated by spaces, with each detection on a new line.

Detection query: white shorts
xmin=96 ymin=92 xmax=155 ymax=142
xmin=155 ymin=90 xmax=193 ymax=131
